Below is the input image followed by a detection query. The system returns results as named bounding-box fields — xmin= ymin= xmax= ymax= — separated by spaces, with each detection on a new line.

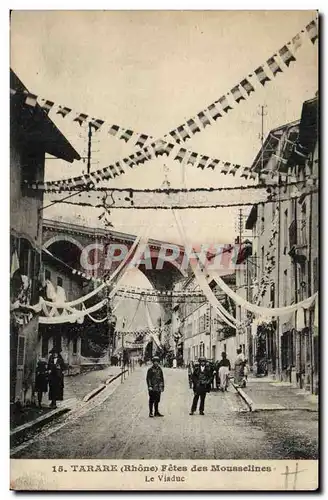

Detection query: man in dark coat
xmin=146 ymin=356 xmax=164 ymax=417
xmin=47 ymin=348 xmax=65 ymax=408
xmin=190 ymin=357 xmax=212 ymax=415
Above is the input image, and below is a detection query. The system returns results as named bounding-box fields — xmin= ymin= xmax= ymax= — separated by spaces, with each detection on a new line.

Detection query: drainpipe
xmin=276 ymin=176 xmax=282 ymax=379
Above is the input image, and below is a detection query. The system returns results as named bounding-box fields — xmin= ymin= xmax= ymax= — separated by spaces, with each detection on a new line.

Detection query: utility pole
xmin=121 ymin=317 xmax=127 ymax=382
xmin=258 ymin=105 xmax=268 ymax=172
xmin=87 ymin=122 xmax=92 ymax=174
xmin=238 ymin=209 xmax=244 ymax=244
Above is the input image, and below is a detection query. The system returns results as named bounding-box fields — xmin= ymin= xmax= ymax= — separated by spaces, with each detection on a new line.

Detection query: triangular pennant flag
xmin=197 ymin=111 xmax=211 ymax=128
xmin=197 ymin=155 xmax=209 ymax=170
xmin=40 ymin=99 xmax=54 ymax=114
xmin=152 ymin=139 xmax=168 ymax=157
xmin=186 ymin=152 xmax=198 ymax=166
xmin=123 ymin=157 xmax=136 ymax=168
xmin=231 ymin=85 xmax=245 ymax=103
xmin=120 ymin=129 xmax=134 ymax=142
xmin=75 ymin=176 xmax=85 ymax=186
xmin=143 ymin=146 xmax=153 ymax=159
xmin=187 ymin=118 xmax=201 ymax=135
xmin=279 ymin=45 xmax=296 ymax=67
xmin=115 ymin=161 xmax=125 ymax=175
xmin=25 ymin=93 xmax=38 ymax=107
xmin=254 ymin=66 xmax=271 ymax=85
xmin=135 ymin=134 xmax=149 ymax=148
xmin=240 ymin=78 xmax=255 ymax=95
xmin=109 ymin=124 xmax=120 ymax=136
xmin=306 ymin=20 xmax=318 ymax=44
xmin=102 ymin=167 xmax=113 ymax=180
xmin=291 ymin=33 xmax=303 ymax=51
xmin=206 ymin=159 xmax=219 ymax=170
xmin=220 ymin=162 xmax=231 ymax=174
xmin=169 ymin=130 xmax=181 ymax=144
xmin=93 ymin=169 xmax=104 ymax=182
xmin=267 ymin=56 xmax=283 ymax=76
xmin=163 ymin=143 xmax=175 ymax=157
xmin=207 ymin=103 xmax=222 ymax=121
xmin=135 ymin=151 xmax=147 ymax=164
xmin=217 ymin=96 xmax=232 ymax=112
xmin=90 ymin=118 xmax=105 ymax=131
xmin=177 ymin=125 xmax=191 ymax=142
xmin=109 ymin=164 xmax=119 ymax=178
xmin=74 ymin=113 xmax=88 ymax=125
xmin=56 ymin=106 xmax=72 ymax=117
xmin=174 ymin=148 xmax=187 ymax=163
xmin=229 ymin=164 xmax=241 ymax=176
xmin=240 ymin=167 xmax=251 ymax=178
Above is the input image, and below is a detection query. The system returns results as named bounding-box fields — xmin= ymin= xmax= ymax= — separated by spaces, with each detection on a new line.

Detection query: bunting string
xmin=20 ymin=17 xmax=317 ymax=191
xmin=49 ymin=187 xmax=318 ymax=210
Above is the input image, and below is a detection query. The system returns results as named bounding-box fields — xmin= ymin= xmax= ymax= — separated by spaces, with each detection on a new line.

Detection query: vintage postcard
xmin=10 ymin=10 xmax=319 ymax=491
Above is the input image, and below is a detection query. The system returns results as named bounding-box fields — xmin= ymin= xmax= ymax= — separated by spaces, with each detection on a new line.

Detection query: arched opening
xmin=46 ymin=239 xmax=83 ymax=270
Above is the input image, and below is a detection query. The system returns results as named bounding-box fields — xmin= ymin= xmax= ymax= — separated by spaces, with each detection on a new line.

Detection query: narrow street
xmin=14 ymin=368 xmax=318 ymax=460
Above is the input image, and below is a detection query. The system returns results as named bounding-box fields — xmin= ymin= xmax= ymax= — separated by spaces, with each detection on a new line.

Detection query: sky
xmin=10 ymin=10 xmax=318 ymax=328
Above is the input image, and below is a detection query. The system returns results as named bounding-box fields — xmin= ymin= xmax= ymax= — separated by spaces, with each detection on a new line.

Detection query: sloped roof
xmin=251 ymin=120 xmax=300 ymax=173
xmin=10 ymin=69 xmax=80 ymax=163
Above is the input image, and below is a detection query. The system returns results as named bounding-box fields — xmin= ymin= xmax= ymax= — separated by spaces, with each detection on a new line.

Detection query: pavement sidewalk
xmin=63 ymin=365 xmax=124 ymax=401
xmin=236 ymin=376 xmax=318 ymax=412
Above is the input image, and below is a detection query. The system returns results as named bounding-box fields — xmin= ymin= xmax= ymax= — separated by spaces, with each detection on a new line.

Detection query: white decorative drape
xmin=211 ymin=272 xmax=317 ymax=317
xmin=39 ymin=299 xmax=107 ymax=324
xmin=172 ymin=210 xmax=239 ymax=329
xmin=145 ymin=302 xmax=162 ymax=348
xmin=42 ymin=221 xmax=150 ymax=308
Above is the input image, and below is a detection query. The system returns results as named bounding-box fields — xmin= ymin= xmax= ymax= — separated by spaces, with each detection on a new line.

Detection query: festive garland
xmin=54 ymin=187 xmax=318 ymax=210
xmin=21 ymin=18 xmax=317 ymax=191
xmin=14 ymin=19 xmax=317 ymax=151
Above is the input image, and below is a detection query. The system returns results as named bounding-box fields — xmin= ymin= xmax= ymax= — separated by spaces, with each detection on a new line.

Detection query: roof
xmin=10 ymin=69 xmax=80 ymax=163
xmin=251 ymin=120 xmax=300 ymax=173
xmin=298 ymin=96 xmax=318 ymax=153
xmin=245 ymin=205 xmax=258 ymax=230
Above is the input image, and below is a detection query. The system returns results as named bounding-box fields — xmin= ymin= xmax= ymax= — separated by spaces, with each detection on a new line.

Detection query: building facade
xmin=172 ymin=272 xmax=242 ymax=366
xmin=10 ymin=69 xmax=80 ymax=404
xmin=241 ymin=94 xmax=318 ymax=394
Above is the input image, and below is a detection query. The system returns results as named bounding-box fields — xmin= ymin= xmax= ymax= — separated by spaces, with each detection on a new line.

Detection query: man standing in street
xmin=190 ymin=357 xmax=212 ymax=416
xmin=47 ymin=348 xmax=65 ymax=409
xmin=146 ymin=356 xmax=164 ymax=417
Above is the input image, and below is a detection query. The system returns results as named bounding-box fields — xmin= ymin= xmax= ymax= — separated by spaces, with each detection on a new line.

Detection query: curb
xmin=232 ymin=384 xmax=318 ymax=413
xmin=231 ymin=382 xmax=254 ymax=411
xmin=82 ymin=384 xmax=106 ymax=402
xmin=83 ymin=369 xmax=129 ymax=402
xmin=105 ymin=369 xmax=128 ymax=385
xmin=10 ymin=406 xmax=71 ymax=445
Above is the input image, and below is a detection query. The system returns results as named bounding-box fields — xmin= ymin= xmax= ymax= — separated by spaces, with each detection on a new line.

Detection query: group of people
xmin=188 ymin=348 xmax=247 ymax=392
xmin=146 ymin=349 xmax=248 ymax=417
xmin=35 ymin=347 xmax=65 ymax=409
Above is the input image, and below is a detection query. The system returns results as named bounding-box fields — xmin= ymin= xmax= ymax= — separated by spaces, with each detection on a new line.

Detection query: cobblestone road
xmin=15 ymin=367 xmax=318 ymax=460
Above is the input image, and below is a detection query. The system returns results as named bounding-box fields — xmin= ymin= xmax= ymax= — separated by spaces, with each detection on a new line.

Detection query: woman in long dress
xmin=234 ymin=348 xmax=245 ymax=386
xmin=218 ymin=352 xmax=231 ymax=391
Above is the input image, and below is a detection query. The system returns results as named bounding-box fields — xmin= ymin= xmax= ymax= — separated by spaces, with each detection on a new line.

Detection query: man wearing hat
xmin=190 ymin=357 xmax=212 ymax=415
xmin=47 ymin=347 xmax=65 ymax=408
xmin=146 ymin=356 xmax=164 ymax=417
